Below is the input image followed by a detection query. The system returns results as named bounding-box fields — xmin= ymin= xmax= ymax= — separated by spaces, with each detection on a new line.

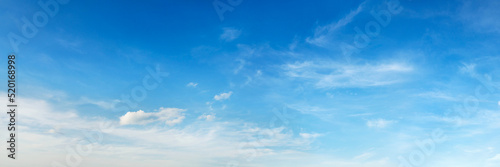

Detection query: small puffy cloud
xmin=198 ymin=113 xmax=216 ymax=121
xmin=120 ymin=108 xmax=186 ymax=126
xmin=214 ymin=91 xmax=233 ymax=101
xmin=220 ymin=27 xmax=241 ymax=41
xmin=186 ymin=82 xmax=198 ymax=87
xmin=498 ymin=101 xmax=500 ymax=106
xmin=119 ymin=110 xmax=152 ymax=125
xmin=367 ymin=119 xmax=395 ymax=128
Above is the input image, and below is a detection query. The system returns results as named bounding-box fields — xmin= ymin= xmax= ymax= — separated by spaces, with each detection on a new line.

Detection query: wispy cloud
xmin=220 ymin=27 xmax=241 ymax=42
xmin=283 ymin=60 xmax=414 ymax=89
xmin=6 ymin=96 xmax=325 ymax=167
xmin=489 ymin=154 xmax=500 ymax=161
xmin=416 ymin=91 xmax=459 ymax=101
xmin=353 ymin=151 xmax=375 ymax=161
xmin=366 ymin=119 xmax=396 ymax=128
xmin=198 ymin=113 xmax=216 ymax=121
xmin=287 ymin=103 xmax=334 ymax=122
xmin=299 ymin=132 xmax=323 ymax=139
xmin=306 ymin=2 xmax=366 ymax=47
xmin=77 ymin=97 xmax=120 ymax=110
xmin=234 ymin=59 xmax=246 ymax=74
xmin=460 ymin=0 xmax=500 ymax=33
xmin=214 ymin=91 xmax=233 ymax=100
xmin=186 ymin=82 xmax=198 ymax=87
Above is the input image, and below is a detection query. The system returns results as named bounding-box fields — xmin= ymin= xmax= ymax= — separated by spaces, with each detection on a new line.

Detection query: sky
xmin=1 ymin=0 xmax=500 ymax=166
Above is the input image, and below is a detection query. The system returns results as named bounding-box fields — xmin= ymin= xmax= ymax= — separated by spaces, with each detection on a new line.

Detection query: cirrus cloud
xmin=220 ymin=27 xmax=241 ymax=42
xmin=283 ymin=61 xmax=414 ymax=89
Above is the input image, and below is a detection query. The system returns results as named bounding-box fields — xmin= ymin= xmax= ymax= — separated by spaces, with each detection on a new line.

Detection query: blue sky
xmin=1 ymin=0 xmax=500 ymax=166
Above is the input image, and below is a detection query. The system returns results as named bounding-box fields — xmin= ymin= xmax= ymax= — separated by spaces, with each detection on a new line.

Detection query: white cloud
xmin=283 ymin=61 xmax=413 ymax=89
xmin=314 ymin=157 xmax=395 ymax=167
xmin=367 ymin=119 xmax=395 ymax=128
xmin=233 ymin=59 xmax=246 ymax=74
xmin=459 ymin=63 xmax=476 ymax=74
xmin=198 ymin=113 xmax=216 ymax=121
xmin=214 ymin=91 xmax=233 ymax=100
xmin=306 ymin=2 xmax=365 ymax=47
xmin=353 ymin=152 xmax=374 ymax=161
xmin=3 ymin=93 xmax=368 ymax=167
xmin=75 ymin=97 xmax=119 ymax=110
xmin=241 ymin=127 xmax=317 ymax=148
xmin=16 ymin=97 xmax=84 ymax=129
xmin=10 ymin=93 xmax=500 ymax=167
xmin=186 ymin=82 xmax=198 ymax=87
xmin=489 ymin=154 xmax=500 ymax=161
xmin=256 ymin=70 xmax=262 ymax=76
xmin=416 ymin=91 xmax=459 ymax=101
xmin=299 ymin=132 xmax=323 ymax=139
xmin=119 ymin=108 xmax=186 ymax=125
xmin=120 ymin=110 xmax=155 ymax=125
xmin=288 ymin=103 xmax=335 ymax=123
xmin=220 ymin=27 xmax=241 ymax=42
xmin=165 ymin=115 xmax=185 ymax=126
